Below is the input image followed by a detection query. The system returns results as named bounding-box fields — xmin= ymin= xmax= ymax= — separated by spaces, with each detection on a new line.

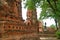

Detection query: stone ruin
xmin=0 ymin=0 xmax=40 ymax=40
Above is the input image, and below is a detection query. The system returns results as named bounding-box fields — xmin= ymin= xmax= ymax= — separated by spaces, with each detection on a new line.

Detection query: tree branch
xmin=47 ymin=0 xmax=55 ymax=12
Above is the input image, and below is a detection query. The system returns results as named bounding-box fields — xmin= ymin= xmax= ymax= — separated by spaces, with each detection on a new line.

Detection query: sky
xmin=22 ymin=1 xmax=55 ymax=26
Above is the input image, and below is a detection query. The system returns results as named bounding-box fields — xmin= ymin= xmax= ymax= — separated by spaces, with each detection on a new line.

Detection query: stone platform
xmin=0 ymin=33 xmax=40 ymax=40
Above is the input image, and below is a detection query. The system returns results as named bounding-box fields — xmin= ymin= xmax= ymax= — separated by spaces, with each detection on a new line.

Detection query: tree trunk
xmin=58 ymin=20 xmax=60 ymax=29
xmin=54 ymin=19 xmax=58 ymax=30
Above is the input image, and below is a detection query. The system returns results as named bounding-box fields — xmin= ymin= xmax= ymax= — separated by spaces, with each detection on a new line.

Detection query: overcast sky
xmin=22 ymin=1 xmax=55 ymax=26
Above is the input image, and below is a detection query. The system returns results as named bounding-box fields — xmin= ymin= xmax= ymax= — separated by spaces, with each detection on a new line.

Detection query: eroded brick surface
xmin=0 ymin=0 xmax=40 ymax=40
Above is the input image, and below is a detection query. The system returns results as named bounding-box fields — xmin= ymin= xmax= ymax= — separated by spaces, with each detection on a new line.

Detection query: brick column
xmin=16 ymin=0 xmax=23 ymax=21
xmin=27 ymin=9 xmax=38 ymax=25
xmin=7 ymin=0 xmax=23 ymax=21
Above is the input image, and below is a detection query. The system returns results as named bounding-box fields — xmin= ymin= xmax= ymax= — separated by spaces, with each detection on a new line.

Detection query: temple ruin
xmin=0 ymin=0 xmax=42 ymax=40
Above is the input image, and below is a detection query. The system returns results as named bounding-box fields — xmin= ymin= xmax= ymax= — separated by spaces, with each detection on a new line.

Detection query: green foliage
xmin=56 ymin=30 xmax=60 ymax=39
xmin=25 ymin=0 xmax=35 ymax=10
xmin=24 ymin=0 xmax=41 ymax=10
xmin=39 ymin=0 xmax=60 ymax=28
xmin=39 ymin=0 xmax=60 ymax=19
xmin=50 ymin=24 xmax=56 ymax=29
xmin=40 ymin=0 xmax=56 ymax=20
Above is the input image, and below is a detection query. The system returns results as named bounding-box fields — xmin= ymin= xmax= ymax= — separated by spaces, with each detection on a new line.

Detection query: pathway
xmin=40 ymin=37 xmax=59 ymax=40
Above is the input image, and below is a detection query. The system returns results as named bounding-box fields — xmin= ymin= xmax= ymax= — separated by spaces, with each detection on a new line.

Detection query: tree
xmin=39 ymin=0 xmax=60 ymax=29
xmin=23 ymin=0 xmax=41 ymax=10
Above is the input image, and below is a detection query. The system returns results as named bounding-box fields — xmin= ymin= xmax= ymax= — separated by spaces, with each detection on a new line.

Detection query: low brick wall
xmin=1 ymin=33 xmax=40 ymax=40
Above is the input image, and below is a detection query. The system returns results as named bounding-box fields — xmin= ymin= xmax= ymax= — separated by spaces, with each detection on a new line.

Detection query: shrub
xmin=56 ymin=30 xmax=60 ymax=39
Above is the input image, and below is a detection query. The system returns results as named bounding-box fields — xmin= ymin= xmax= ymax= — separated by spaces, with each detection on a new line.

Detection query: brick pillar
xmin=27 ymin=9 xmax=38 ymax=25
xmin=16 ymin=0 xmax=23 ymax=21
xmin=7 ymin=0 xmax=23 ymax=21
xmin=7 ymin=0 xmax=19 ymax=17
xmin=32 ymin=9 xmax=37 ymax=25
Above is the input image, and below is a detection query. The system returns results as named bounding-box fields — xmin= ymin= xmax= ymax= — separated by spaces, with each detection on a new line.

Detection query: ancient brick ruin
xmin=0 ymin=0 xmax=41 ymax=40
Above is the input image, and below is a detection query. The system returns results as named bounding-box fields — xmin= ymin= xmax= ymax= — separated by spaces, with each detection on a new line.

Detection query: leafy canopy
xmin=24 ymin=0 xmax=41 ymax=10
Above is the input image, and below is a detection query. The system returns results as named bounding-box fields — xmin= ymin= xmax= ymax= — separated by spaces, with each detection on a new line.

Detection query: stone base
xmin=20 ymin=37 xmax=40 ymax=40
xmin=1 ymin=33 xmax=40 ymax=40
